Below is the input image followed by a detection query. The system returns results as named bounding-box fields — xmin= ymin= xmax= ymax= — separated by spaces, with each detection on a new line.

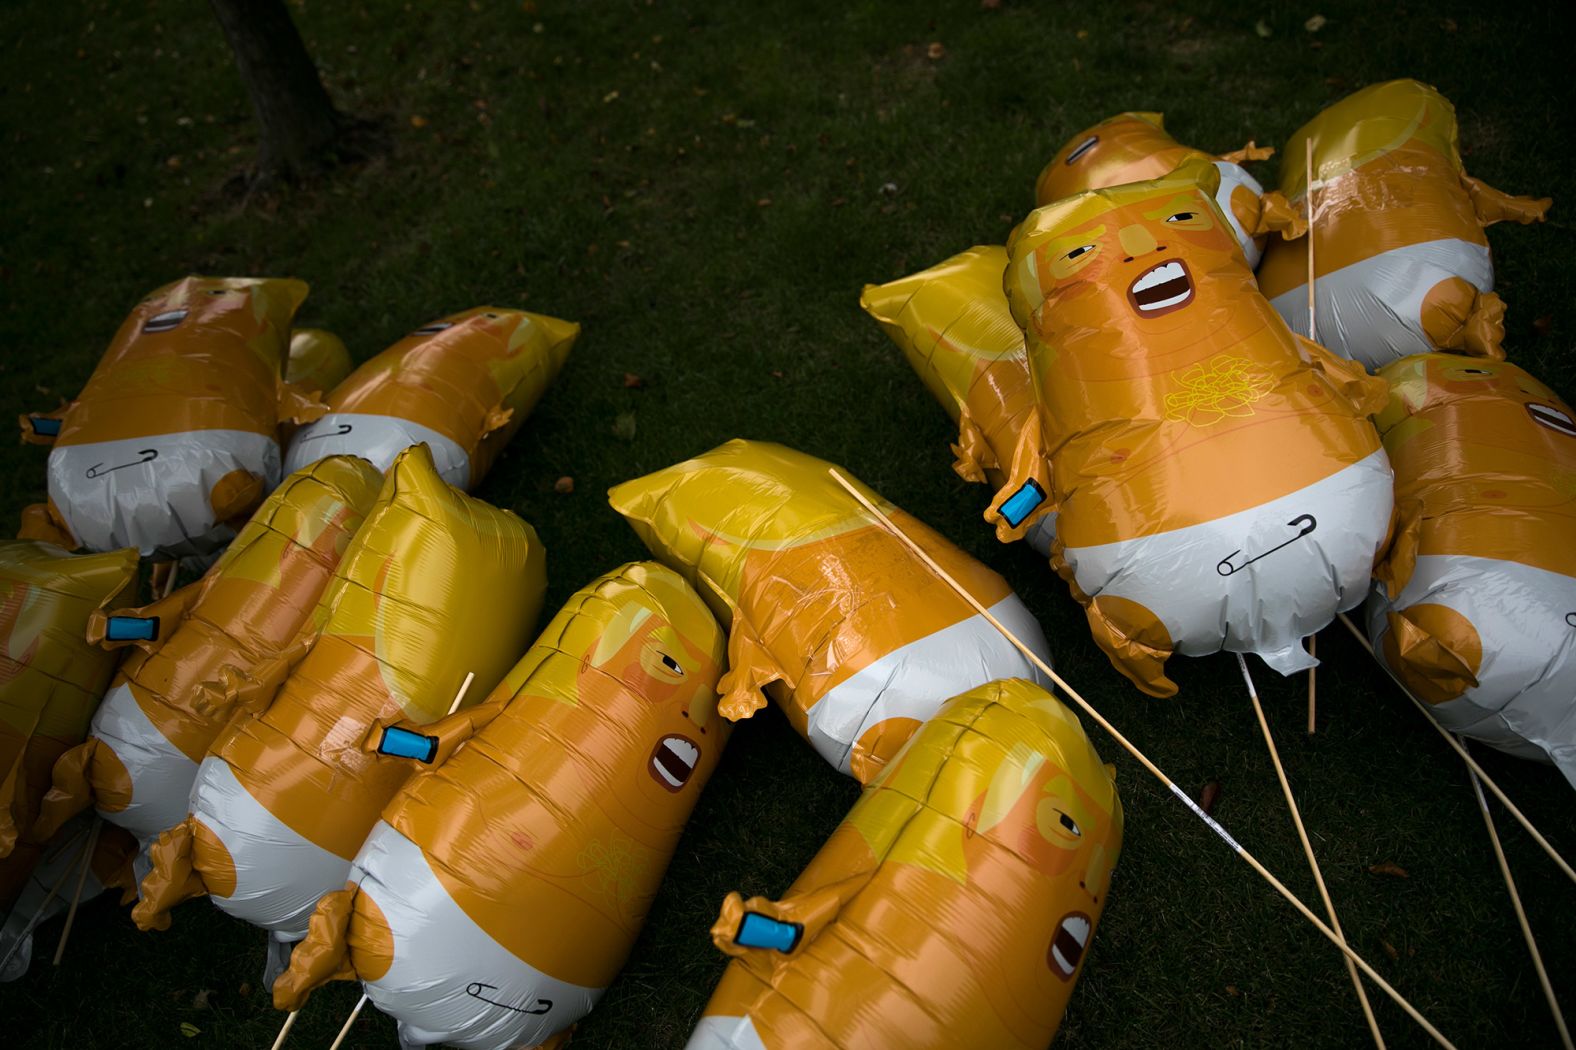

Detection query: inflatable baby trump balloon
xmin=609 ymin=439 xmax=1053 ymax=784
xmin=132 ymin=444 xmax=546 ymax=967
xmin=987 ymin=159 xmax=1394 ymax=697
xmin=283 ymin=307 xmax=579 ymax=489
xmin=273 ymin=562 xmax=729 ymax=1048
xmin=18 ymin=276 xmax=325 ymax=557
xmin=1035 ymin=111 xmax=1304 ymax=269
xmin=0 ymin=542 xmax=139 ymax=857
xmin=687 ymin=678 xmax=1123 ymax=1050
xmin=1367 ymin=355 xmax=1576 ymax=785
xmin=1258 ymin=80 xmax=1551 ymax=370
xmin=860 ymin=246 xmax=1056 ymax=556
xmin=32 ymin=456 xmax=384 ymax=866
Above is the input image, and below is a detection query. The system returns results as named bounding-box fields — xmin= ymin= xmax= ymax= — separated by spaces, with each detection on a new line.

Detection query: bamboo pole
xmin=1239 ymin=654 xmax=1384 ymax=1047
xmin=1468 ymin=763 xmax=1572 ymax=1049
xmin=328 ymin=992 xmax=369 ymax=1050
xmin=1304 ymin=137 xmax=1319 ymax=737
xmin=828 ymin=468 xmax=1457 ymax=1049
xmin=50 ymin=816 xmax=102 ymax=965
xmin=0 ymin=823 xmax=92 ymax=973
xmin=1335 ymin=612 xmax=1576 ymax=885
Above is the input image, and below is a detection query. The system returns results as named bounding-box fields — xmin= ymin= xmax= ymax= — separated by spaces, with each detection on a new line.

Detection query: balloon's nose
xmin=1119 ymin=224 xmax=1159 ymax=259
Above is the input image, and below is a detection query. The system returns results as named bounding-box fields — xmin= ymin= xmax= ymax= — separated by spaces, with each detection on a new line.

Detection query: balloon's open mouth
xmin=1048 ymin=911 xmax=1091 ymax=980
xmin=1527 ymin=402 xmax=1576 ymax=438
xmin=143 ymin=308 xmax=189 ymax=333
xmin=1127 ymin=259 xmax=1193 ymax=317
xmin=649 ymin=734 xmax=700 ymax=791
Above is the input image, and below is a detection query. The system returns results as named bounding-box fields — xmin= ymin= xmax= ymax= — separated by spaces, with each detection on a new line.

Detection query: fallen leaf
xmin=1441 ymin=17 xmax=1458 ymax=31
xmin=756 ymin=197 xmax=772 ymax=207
xmin=603 ymin=90 xmax=620 ymax=103
xmin=553 ymin=476 xmax=574 ymax=494
xmin=1254 ymin=19 xmax=1273 ymax=37
xmin=180 ymin=1023 xmax=201 ymax=1038
xmin=771 ymin=370 xmax=785 ymax=379
xmin=410 ymin=114 xmax=428 ymax=128
xmin=613 ymin=412 xmax=637 ymax=441
xmin=623 ymin=372 xmax=646 ymax=389
xmin=1381 ymin=939 xmax=1400 ymax=961
xmin=926 ymin=41 xmax=946 ymax=60
xmin=1531 ymin=314 xmax=1553 ymax=336
xmin=1075 ymin=29 xmax=1089 ymax=40
xmin=880 ymin=181 xmax=899 ymax=196
xmin=980 ymin=0 xmax=1001 ymax=9
xmin=192 ymin=989 xmax=212 ymax=1009
xmin=1304 ymin=14 xmax=1327 ymax=31
xmin=1225 ymin=984 xmax=1241 ymax=997
xmin=1199 ymin=781 xmax=1222 ymax=815
xmin=238 ymin=982 xmax=252 ymax=999
xmin=1369 ymin=861 xmax=1409 ymax=878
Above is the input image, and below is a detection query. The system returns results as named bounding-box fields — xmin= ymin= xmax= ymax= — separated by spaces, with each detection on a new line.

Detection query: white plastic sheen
xmin=47 ymin=429 xmax=279 ymax=556
xmin=1064 ymin=449 xmax=1393 ymax=676
xmin=807 ymin=595 xmax=1053 ymax=776
xmin=686 ymin=1015 xmax=770 ymax=1050
xmin=1212 ymin=160 xmax=1268 ymax=270
xmin=1268 ymin=238 xmax=1493 ymax=370
xmin=284 ymin=413 xmax=471 ymax=489
xmin=351 ymin=820 xmax=598 ymax=1050
xmin=1024 ymin=511 xmax=1057 ymax=557
xmin=87 ymin=682 xmax=200 ymax=849
xmin=1367 ymin=554 xmax=1576 ymax=786
xmin=189 ymin=756 xmax=350 ymax=940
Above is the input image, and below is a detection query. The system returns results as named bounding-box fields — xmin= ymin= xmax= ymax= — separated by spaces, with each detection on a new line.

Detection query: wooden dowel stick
xmin=829 ymin=468 xmax=1457 ymax=1049
xmin=268 ymin=1009 xmax=299 ymax=1050
xmin=0 ymin=823 xmax=92 ymax=973
xmin=162 ymin=561 xmax=179 ymax=598
xmin=1468 ymin=763 xmax=1572 ymax=1049
xmin=1308 ymin=633 xmax=1318 ymax=735
xmin=328 ymin=992 xmax=369 ymax=1050
xmin=50 ymin=816 xmax=101 ymax=966
xmin=1239 ymin=654 xmax=1385 ymax=1048
xmin=447 ymin=671 xmax=476 ymax=716
xmin=1335 ymin=612 xmax=1576 ymax=885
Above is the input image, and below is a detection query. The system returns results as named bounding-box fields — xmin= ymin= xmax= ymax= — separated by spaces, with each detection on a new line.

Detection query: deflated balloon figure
xmin=1368 ymin=354 xmax=1576 ymax=785
xmin=610 ymin=439 xmax=1053 ymax=782
xmin=688 ymin=678 xmax=1122 ymax=1050
xmin=274 ymin=561 xmax=727 ymax=1050
xmin=283 ymin=307 xmax=578 ymax=489
xmin=132 ymin=445 xmax=545 ymax=988
xmin=860 ymin=246 xmax=1055 ymax=554
xmin=1035 ymin=111 xmax=1304 ymax=268
xmin=988 ymin=158 xmax=1394 ymax=696
xmin=19 ymin=276 xmax=325 ymax=556
xmin=1258 ymin=79 xmax=1551 ymax=370
xmin=33 ymin=456 xmax=383 ymax=877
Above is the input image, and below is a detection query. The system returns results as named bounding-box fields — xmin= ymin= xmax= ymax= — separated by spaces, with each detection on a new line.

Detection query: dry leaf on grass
xmin=1368 ymin=861 xmax=1409 ymax=878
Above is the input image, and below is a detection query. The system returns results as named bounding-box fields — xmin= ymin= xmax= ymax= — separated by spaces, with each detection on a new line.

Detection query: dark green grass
xmin=3 ymin=1 xmax=1574 ymax=1047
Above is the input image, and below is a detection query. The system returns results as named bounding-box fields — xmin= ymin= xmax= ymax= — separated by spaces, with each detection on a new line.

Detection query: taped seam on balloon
xmin=1168 ymin=782 xmax=1242 ymax=853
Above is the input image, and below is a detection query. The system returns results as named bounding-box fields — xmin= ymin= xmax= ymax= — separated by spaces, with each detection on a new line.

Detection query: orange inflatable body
xmin=132 ymin=445 xmax=546 ymax=978
xmin=1035 ymin=111 xmax=1302 ymax=268
xmin=0 ymin=542 xmax=138 ymax=857
xmin=1367 ymin=355 xmax=1576 ymax=783
xmin=860 ymin=246 xmax=1055 ymax=554
xmin=283 ymin=307 xmax=579 ymax=489
xmin=610 ymin=440 xmax=1052 ymax=783
xmin=19 ymin=277 xmax=322 ymax=556
xmin=274 ymin=562 xmax=728 ymax=1048
xmin=688 ymin=678 xmax=1122 ymax=1050
xmin=33 ymin=456 xmax=384 ymax=869
xmin=988 ymin=159 xmax=1393 ymax=696
xmin=284 ymin=329 xmax=354 ymax=399
xmin=1257 ymin=80 xmax=1550 ymax=369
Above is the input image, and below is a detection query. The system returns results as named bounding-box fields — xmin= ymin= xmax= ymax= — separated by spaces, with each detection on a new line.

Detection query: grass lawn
xmin=3 ymin=1 xmax=1574 ymax=1047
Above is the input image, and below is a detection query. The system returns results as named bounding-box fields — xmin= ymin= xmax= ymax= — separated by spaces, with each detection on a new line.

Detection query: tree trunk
xmin=210 ymin=0 xmax=343 ymax=182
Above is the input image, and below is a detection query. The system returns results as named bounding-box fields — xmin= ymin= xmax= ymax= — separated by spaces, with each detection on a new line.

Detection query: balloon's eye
xmin=1065 ymin=135 xmax=1099 ymax=164
xmin=1065 ymin=244 xmax=1095 ymax=261
xmin=660 ymin=653 xmax=684 ymax=677
xmin=1059 ymin=812 xmax=1082 ymax=837
xmin=1165 ymin=212 xmax=1196 ymax=223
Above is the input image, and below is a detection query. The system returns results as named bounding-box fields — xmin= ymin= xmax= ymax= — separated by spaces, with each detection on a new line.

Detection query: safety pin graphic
xmin=466 ymin=981 xmax=551 ymax=1015
xmin=1565 ymin=612 xmax=1576 ymax=628
xmin=1216 ymin=514 xmax=1317 ymax=577
xmin=85 ymin=448 xmax=158 ymax=479
xmin=296 ymin=422 xmax=353 ymax=443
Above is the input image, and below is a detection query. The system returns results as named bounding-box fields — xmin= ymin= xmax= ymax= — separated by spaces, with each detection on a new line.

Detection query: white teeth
xmin=144 ymin=308 xmax=188 ymax=331
xmin=1050 ymin=944 xmax=1074 ymax=975
xmin=1532 ymin=404 xmax=1573 ymax=426
xmin=1062 ymin=914 xmax=1091 ymax=947
xmin=663 ymin=736 xmax=699 ymax=770
xmin=654 ymin=762 xmax=684 ymax=788
xmin=1132 ymin=260 xmax=1184 ymax=294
